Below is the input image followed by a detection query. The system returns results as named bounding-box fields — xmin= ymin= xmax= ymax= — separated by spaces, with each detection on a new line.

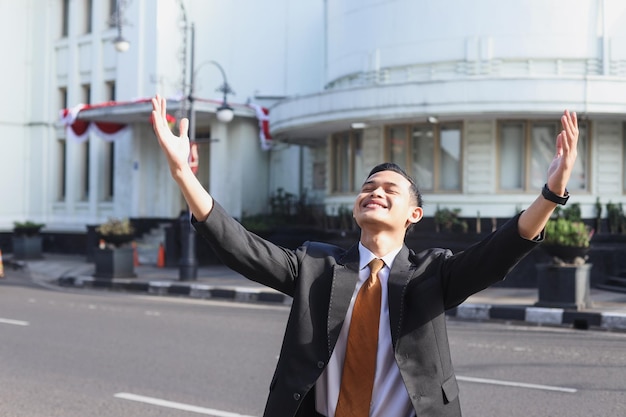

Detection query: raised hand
xmin=151 ymin=94 xmax=192 ymax=178
xmin=151 ymin=94 xmax=214 ymax=220
xmin=546 ymin=110 xmax=578 ymax=195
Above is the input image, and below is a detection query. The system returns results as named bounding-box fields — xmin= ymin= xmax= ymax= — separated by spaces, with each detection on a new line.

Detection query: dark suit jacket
xmin=193 ymin=203 xmax=539 ymax=417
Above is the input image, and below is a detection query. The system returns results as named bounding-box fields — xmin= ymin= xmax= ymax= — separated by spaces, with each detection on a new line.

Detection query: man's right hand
xmin=151 ymin=94 xmax=214 ymax=221
xmin=151 ymin=94 xmax=193 ymax=180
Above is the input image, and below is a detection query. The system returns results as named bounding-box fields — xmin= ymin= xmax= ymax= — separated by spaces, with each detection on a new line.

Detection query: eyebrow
xmin=362 ymin=180 xmax=401 ymax=188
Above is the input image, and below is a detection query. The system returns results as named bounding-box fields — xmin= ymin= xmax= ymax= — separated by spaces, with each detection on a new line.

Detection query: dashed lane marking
xmin=114 ymin=393 xmax=258 ymax=416
xmin=457 ymin=375 xmax=577 ymax=393
xmin=0 ymin=317 xmax=29 ymax=326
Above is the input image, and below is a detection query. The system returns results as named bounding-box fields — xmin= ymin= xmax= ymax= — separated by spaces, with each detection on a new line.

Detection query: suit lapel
xmin=327 ymin=244 xmax=360 ymax=356
xmin=387 ymin=245 xmax=414 ymax=346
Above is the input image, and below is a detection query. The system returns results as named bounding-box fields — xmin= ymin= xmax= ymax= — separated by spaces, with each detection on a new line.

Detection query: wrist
xmin=542 ymin=183 xmax=569 ymax=205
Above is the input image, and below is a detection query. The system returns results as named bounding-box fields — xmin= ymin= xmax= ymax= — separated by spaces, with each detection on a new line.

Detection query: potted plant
xmin=96 ymin=218 xmax=135 ymax=247
xmin=536 ymin=204 xmax=593 ymax=310
xmin=93 ymin=218 xmax=136 ymax=279
xmin=12 ymin=221 xmax=45 ymax=259
xmin=541 ymin=217 xmax=591 ymax=264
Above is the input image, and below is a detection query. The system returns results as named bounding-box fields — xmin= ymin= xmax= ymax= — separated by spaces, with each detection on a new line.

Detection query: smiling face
xmin=353 ymin=169 xmax=423 ymax=234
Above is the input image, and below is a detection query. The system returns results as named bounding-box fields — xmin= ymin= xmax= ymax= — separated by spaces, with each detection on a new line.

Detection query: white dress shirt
xmin=315 ymin=243 xmax=415 ymax=417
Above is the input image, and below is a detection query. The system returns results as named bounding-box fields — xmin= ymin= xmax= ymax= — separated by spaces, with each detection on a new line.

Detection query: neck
xmin=359 ymin=229 xmax=405 ymax=258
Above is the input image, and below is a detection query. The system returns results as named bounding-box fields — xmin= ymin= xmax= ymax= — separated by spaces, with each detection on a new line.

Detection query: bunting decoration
xmin=247 ymin=102 xmax=273 ymax=151
xmin=60 ymin=103 xmax=129 ymax=142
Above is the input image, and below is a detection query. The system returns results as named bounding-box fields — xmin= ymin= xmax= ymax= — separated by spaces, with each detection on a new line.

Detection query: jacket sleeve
xmin=191 ymin=202 xmax=303 ymax=296
xmin=438 ymin=212 xmax=541 ymax=309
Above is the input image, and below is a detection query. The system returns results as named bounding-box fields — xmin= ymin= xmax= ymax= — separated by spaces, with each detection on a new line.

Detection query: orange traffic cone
xmin=156 ymin=243 xmax=165 ymax=268
xmin=132 ymin=242 xmax=140 ymax=267
xmin=0 ymin=249 xmax=4 ymax=278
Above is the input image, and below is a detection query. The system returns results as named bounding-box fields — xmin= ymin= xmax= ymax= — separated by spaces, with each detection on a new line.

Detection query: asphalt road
xmin=1 ymin=272 xmax=624 ymax=417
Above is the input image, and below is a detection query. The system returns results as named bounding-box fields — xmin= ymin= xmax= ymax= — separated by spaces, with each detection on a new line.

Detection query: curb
xmin=446 ymin=303 xmax=626 ymax=331
xmin=57 ymin=276 xmax=292 ymax=305
xmin=55 ymin=276 xmax=626 ymax=331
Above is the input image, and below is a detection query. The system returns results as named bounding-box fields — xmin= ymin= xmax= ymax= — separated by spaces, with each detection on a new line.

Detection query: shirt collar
xmin=358 ymin=242 xmax=403 ymax=271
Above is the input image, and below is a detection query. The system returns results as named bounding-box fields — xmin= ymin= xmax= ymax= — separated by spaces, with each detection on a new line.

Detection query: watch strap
xmin=542 ymin=183 xmax=569 ymax=205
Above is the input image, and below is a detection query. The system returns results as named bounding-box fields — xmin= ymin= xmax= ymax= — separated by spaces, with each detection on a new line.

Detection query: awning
xmin=59 ymin=97 xmax=272 ymax=149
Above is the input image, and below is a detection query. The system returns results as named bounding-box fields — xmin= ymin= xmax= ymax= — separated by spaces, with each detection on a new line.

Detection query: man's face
xmin=353 ymin=170 xmax=423 ymax=232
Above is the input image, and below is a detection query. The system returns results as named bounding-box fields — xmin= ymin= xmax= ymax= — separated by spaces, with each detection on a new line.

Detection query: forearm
xmin=172 ymin=165 xmax=214 ymax=222
xmin=518 ymin=194 xmax=558 ymax=240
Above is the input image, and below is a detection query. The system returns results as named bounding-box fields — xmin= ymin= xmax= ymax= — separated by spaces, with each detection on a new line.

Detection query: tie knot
xmin=368 ymin=258 xmax=384 ymax=275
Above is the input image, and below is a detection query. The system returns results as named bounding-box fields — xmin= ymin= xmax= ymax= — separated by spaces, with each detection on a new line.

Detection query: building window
xmin=498 ymin=120 xmax=588 ymax=192
xmin=385 ymin=123 xmax=462 ymax=192
xmin=105 ymin=81 xmax=116 ymax=101
xmin=102 ymin=81 xmax=116 ymax=201
xmin=108 ymin=0 xmax=117 ymax=28
xmin=498 ymin=122 xmax=526 ymax=190
xmin=81 ymin=141 xmax=90 ymax=201
xmin=59 ymin=87 xmax=68 ymax=111
xmin=438 ymin=125 xmax=462 ymax=190
xmin=84 ymin=0 xmax=93 ymax=34
xmin=58 ymin=87 xmax=68 ymax=201
xmin=103 ymin=142 xmax=114 ymax=201
xmin=80 ymin=84 xmax=91 ymax=201
xmin=57 ymin=139 xmax=67 ymax=201
xmin=331 ymin=131 xmax=365 ymax=193
xmin=61 ymin=0 xmax=70 ymax=37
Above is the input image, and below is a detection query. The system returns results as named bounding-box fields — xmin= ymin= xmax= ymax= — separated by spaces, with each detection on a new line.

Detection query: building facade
xmin=1 ymin=0 xmax=626 ymax=243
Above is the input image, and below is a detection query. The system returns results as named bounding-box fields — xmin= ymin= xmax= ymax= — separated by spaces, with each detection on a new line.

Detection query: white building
xmin=2 ymin=0 xmax=626 ymax=244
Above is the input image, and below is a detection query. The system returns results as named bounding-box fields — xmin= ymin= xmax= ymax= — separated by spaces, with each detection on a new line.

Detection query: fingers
xmin=179 ymin=118 xmax=189 ymax=139
xmin=560 ymin=110 xmax=579 ymax=154
xmin=555 ymin=131 xmax=564 ymax=158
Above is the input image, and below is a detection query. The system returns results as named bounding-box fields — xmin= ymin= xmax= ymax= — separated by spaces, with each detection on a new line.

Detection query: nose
xmin=369 ymin=186 xmax=384 ymax=197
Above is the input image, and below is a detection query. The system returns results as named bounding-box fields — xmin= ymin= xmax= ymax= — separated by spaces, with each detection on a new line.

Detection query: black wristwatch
xmin=542 ymin=183 xmax=569 ymax=205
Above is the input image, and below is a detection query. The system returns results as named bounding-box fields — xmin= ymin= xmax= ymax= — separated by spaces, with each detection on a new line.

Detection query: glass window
xmin=530 ymin=123 xmax=557 ymax=190
xmin=569 ymin=122 xmax=588 ymax=192
xmin=438 ymin=125 xmax=462 ymax=190
xmin=106 ymin=81 xmax=116 ymax=101
xmin=102 ymin=142 xmax=114 ymax=201
xmin=499 ymin=122 xmax=526 ymax=190
xmin=353 ymin=133 xmax=367 ymax=190
xmin=109 ymin=0 xmax=117 ymax=28
xmin=85 ymin=0 xmax=93 ymax=34
xmin=498 ymin=120 xmax=588 ymax=192
xmin=61 ymin=0 xmax=70 ymax=37
xmin=388 ymin=126 xmax=407 ymax=169
xmin=386 ymin=123 xmax=462 ymax=192
xmin=411 ymin=125 xmax=434 ymax=190
xmin=81 ymin=141 xmax=90 ymax=201
xmin=57 ymin=139 xmax=66 ymax=201
xmin=331 ymin=131 xmax=364 ymax=193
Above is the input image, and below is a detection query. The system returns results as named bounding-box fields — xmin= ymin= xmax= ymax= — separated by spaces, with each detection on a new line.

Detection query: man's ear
xmin=408 ymin=206 xmax=423 ymax=225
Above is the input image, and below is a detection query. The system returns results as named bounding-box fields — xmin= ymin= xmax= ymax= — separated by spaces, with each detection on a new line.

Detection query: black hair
xmin=366 ymin=162 xmax=423 ymax=208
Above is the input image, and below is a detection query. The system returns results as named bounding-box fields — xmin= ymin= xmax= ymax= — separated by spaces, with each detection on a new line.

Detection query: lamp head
xmin=113 ymin=36 xmax=130 ymax=52
xmin=216 ymin=104 xmax=234 ymax=123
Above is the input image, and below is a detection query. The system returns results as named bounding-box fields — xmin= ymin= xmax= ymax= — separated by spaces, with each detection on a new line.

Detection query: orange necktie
xmin=335 ymin=258 xmax=384 ymax=417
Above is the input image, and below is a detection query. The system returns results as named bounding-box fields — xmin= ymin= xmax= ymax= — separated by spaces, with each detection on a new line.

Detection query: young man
xmin=151 ymin=95 xmax=578 ymax=417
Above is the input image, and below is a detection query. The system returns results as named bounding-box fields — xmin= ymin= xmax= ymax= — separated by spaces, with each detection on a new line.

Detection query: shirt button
xmin=293 ymin=393 xmax=301 ymax=401
xmin=317 ymin=361 xmax=325 ymax=369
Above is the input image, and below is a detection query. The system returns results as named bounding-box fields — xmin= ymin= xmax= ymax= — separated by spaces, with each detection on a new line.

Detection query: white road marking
xmin=114 ymin=393 xmax=258 ymax=417
xmin=131 ymin=295 xmax=290 ymax=311
xmin=0 ymin=317 xmax=29 ymax=326
xmin=457 ymin=375 xmax=577 ymax=393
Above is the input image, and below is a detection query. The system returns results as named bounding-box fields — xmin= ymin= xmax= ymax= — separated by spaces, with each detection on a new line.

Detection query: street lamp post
xmin=114 ymin=0 xmax=234 ymax=281
xmin=179 ymin=19 xmax=198 ymax=281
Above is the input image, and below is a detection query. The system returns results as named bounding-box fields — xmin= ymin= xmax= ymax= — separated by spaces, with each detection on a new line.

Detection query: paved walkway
xmin=5 ymin=253 xmax=626 ymax=331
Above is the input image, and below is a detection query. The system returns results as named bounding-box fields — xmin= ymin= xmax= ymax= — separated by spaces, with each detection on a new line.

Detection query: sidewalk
xmin=11 ymin=253 xmax=626 ymax=331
